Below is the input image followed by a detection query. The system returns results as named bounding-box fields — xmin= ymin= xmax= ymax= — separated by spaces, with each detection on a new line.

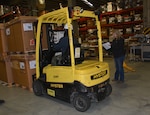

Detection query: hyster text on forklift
xmin=32 ymin=6 xmax=112 ymax=112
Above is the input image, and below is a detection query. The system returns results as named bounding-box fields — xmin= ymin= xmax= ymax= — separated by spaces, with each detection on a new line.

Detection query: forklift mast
xmin=35 ymin=6 xmax=103 ymax=79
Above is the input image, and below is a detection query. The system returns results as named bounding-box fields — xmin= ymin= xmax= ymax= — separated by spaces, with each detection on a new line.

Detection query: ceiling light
xmin=81 ymin=0 xmax=94 ymax=8
xmin=39 ymin=0 xmax=45 ymax=4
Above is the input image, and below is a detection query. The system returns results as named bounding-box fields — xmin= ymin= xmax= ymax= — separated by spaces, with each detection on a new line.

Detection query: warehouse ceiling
xmin=0 ymin=0 xmax=115 ymax=11
xmin=45 ymin=0 xmax=115 ymax=11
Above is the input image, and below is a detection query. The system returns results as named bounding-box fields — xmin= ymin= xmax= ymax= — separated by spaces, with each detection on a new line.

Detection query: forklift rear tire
xmin=105 ymin=83 xmax=112 ymax=97
xmin=73 ymin=94 xmax=91 ymax=112
xmin=33 ymin=80 xmax=44 ymax=96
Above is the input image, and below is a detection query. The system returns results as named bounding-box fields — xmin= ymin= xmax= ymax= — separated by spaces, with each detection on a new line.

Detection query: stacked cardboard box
xmin=10 ymin=54 xmax=36 ymax=91
xmin=1 ymin=16 xmax=38 ymax=91
xmin=5 ymin=16 xmax=37 ymax=53
xmin=0 ymin=23 xmax=13 ymax=85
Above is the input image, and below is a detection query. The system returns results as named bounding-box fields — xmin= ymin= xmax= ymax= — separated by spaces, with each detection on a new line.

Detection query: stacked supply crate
xmin=10 ymin=54 xmax=36 ymax=91
xmin=0 ymin=23 xmax=13 ymax=86
xmin=5 ymin=16 xmax=37 ymax=91
xmin=5 ymin=16 xmax=37 ymax=53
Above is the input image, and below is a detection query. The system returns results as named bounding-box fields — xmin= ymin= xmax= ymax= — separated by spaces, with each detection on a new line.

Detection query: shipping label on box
xmin=23 ymin=23 xmax=33 ymax=31
xmin=20 ymin=62 xmax=25 ymax=69
xmin=30 ymin=39 xmax=35 ymax=46
xmin=29 ymin=60 xmax=36 ymax=69
xmin=6 ymin=28 xmax=10 ymax=35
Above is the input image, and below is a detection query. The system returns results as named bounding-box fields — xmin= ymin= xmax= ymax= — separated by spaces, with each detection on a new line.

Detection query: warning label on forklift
xmin=47 ymin=89 xmax=55 ymax=97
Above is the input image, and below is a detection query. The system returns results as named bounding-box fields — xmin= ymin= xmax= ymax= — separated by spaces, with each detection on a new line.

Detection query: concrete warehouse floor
xmin=0 ymin=58 xmax=150 ymax=115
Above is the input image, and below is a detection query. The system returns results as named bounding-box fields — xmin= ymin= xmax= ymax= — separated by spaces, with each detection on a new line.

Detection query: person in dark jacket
xmin=111 ymin=30 xmax=126 ymax=83
xmin=53 ymin=29 xmax=69 ymax=58
xmin=52 ymin=24 xmax=80 ymax=65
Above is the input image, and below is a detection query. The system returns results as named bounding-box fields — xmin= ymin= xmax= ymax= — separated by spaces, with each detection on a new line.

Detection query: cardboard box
xmin=101 ymin=17 xmax=107 ymax=25
xmin=101 ymin=28 xmax=108 ymax=37
xmin=0 ymin=23 xmax=8 ymax=53
xmin=87 ymin=19 xmax=95 ymax=27
xmin=5 ymin=16 xmax=37 ymax=53
xmin=0 ymin=54 xmax=13 ymax=85
xmin=109 ymin=17 xmax=116 ymax=24
xmin=125 ymin=28 xmax=133 ymax=34
xmin=10 ymin=54 xmax=36 ymax=91
xmin=107 ymin=2 xmax=113 ymax=12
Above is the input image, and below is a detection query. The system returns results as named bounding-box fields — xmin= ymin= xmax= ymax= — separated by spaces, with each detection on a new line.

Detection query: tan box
xmin=0 ymin=54 xmax=13 ymax=85
xmin=107 ymin=2 xmax=113 ymax=12
xmin=101 ymin=28 xmax=108 ymax=37
xmin=101 ymin=17 xmax=107 ymax=25
xmin=5 ymin=16 xmax=37 ymax=53
xmin=10 ymin=54 xmax=36 ymax=91
xmin=0 ymin=23 xmax=8 ymax=53
xmin=87 ymin=19 xmax=95 ymax=27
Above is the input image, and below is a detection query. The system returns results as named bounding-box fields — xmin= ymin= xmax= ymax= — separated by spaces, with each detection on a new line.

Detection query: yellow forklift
xmin=33 ymin=6 xmax=112 ymax=112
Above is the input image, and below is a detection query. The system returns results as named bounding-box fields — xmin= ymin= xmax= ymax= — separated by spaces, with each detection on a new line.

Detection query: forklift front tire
xmin=105 ymin=83 xmax=112 ymax=97
xmin=33 ymin=80 xmax=44 ymax=96
xmin=73 ymin=94 xmax=91 ymax=112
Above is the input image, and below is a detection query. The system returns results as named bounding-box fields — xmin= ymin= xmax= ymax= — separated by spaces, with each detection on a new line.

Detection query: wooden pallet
xmin=14 ymin=83 xmax=33 ymax=92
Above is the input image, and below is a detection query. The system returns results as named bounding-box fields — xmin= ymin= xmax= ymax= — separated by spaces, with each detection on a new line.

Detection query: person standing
xmin=111 ymin=30 xmax=126 ymax=83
